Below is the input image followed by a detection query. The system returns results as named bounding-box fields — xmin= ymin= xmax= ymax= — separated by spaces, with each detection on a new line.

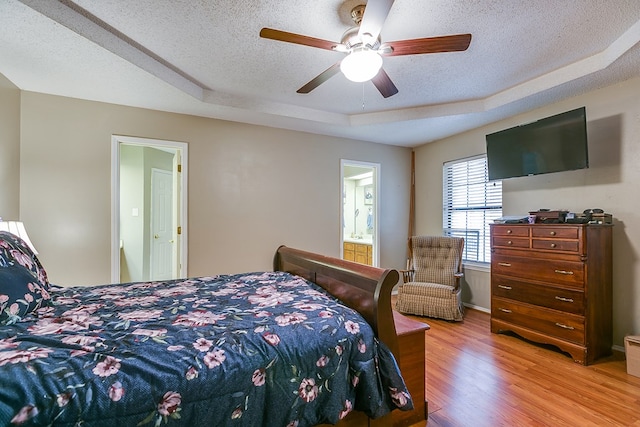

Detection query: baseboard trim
xmin=464 ymin=303 xmax=490 ymax=313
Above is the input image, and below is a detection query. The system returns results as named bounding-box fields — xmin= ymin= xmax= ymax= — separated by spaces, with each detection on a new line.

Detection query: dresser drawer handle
xmin=507 ymin=240 xmax=513 ymax=245
xmin=499 ymin=308 xmax=512 ymax=313
xmin=554 ymin=269 xmax=574 ymax=275
xmin=498 ymin=262 xmax=512 ymax=267
xmin=555 ymin=296 xmax=574 ymax=303
xmin=498 ymin=285 xmax=512 ymax=290
xmin=550 ymin=243 xmax=557 ymax=248
xmin=506 ymin=229 xmax=512 ymax=234
xmin=550 ymin=231 xmax=556 ymax=236
xmin=555 ymin=322 xmax=575 ymax=330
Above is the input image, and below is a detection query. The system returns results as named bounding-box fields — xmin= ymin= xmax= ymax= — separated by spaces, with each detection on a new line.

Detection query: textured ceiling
xmin=2 ymin=0 xmax=640 ymax=147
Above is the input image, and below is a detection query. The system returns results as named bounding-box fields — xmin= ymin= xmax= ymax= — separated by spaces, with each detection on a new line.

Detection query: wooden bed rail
xmin=273 ymin=245 xmax=400 ymax=358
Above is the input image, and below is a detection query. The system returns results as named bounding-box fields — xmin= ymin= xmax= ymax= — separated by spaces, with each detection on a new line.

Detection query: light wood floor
xmin=403 ymin=308 xmax=640 ymax=427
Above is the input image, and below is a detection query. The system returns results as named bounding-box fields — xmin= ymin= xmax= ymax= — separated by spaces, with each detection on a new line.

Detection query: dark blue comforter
xmin=0 ymin=271 xmax=411 ymax=426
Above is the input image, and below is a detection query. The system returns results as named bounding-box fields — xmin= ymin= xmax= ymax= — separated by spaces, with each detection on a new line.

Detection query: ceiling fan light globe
xmin=340 ymin=49 xmax=383 ymax=82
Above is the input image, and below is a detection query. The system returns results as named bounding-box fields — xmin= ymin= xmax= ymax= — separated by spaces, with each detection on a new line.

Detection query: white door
xmin=150 ymin=168 xmax=174 ymax=281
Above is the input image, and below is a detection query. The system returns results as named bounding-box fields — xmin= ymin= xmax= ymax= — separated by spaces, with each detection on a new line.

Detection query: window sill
xmin=462 ymin=261 xmax=491 ymax=273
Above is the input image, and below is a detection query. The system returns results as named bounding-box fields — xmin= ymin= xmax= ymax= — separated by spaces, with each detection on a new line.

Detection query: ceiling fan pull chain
xmin=362 ymin=83 xmax=365 ymax=110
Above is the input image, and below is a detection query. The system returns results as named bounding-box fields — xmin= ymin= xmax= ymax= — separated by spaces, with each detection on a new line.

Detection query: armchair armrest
xmin=400 ymin=269 xmax=415 ymax=283
xmin=453 ymin=271 xmax=464 ymax=290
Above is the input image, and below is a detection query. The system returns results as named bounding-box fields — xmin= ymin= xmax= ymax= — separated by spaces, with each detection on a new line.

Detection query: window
xmin=443 ymin=155 xmax=502 ymax=263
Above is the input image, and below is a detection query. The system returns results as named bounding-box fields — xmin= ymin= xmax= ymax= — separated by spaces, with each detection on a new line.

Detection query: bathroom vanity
xmin=343 ymin=238 xmax=373 ymax=266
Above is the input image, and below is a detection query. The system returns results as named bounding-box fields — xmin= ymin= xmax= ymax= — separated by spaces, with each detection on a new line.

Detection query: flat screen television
xmin=485 ymin=107 xmax=588 ymax=180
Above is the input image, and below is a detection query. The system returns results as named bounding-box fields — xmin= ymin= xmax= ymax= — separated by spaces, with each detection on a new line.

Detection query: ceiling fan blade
xmin=260 ymin=28 xmax=338 ymax=51
xmin=297 ymin=62 xmax=341 ymax=94
xmin=371 ymin=68 xmax=398 ymax=98
xmin=358 ymin=0 xmax=395 ymax=41
xmin=383 ymin=33 xmax=472 ymax=56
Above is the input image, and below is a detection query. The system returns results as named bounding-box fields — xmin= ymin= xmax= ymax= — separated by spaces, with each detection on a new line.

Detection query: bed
xmin=0 ymin=231 xmax=412 ymax=427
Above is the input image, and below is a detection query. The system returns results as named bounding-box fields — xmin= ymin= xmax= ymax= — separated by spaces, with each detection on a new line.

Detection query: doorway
xmin=111 ymin=135 xmax=188 ymax=283
xmin=341 ymin=160 xmax=380 ymax=267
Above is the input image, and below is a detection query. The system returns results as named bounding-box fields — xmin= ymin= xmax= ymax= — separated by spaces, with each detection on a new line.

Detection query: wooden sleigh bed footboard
xmin=275 ymin=246 xmax=427 ymax=427
xmin=273 ymin=246 xmax=399 ymax=357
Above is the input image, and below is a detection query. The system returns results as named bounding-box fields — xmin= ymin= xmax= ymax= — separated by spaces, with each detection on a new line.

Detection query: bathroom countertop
xmin=343 ymin=237 xmax=373 ymax=245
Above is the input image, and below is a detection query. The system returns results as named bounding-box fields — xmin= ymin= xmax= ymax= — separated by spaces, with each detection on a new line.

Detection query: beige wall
xmin=0 ymin=74 xmax=20 ymax=220
xmin=17 ymin=91 xmax=411 ymax=286
xmin=414 ymin=75 xmax=640 ymax=348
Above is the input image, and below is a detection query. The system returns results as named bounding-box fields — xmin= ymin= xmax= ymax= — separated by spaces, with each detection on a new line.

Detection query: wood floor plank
xmin=397 ymin=305 xmax=640 ymax=427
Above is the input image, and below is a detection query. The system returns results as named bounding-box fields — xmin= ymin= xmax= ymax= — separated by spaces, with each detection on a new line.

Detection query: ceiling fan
xmin=259 ymin=0 xmax=472 ymax=98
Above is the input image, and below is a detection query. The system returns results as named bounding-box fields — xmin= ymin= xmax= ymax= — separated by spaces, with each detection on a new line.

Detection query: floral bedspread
xmin=0 ymin=271 xmax=412 ymax=426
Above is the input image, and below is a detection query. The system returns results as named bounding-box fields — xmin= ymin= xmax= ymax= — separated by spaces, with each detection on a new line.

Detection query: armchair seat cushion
xmin=396 ymin=282 xmax=463 ymax=321
xmin=401 ymin=282 xmax=456 ymax=299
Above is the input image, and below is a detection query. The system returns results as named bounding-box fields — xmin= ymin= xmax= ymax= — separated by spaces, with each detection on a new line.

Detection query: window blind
xmin=443 ymin=155 xmax=502 ymax=263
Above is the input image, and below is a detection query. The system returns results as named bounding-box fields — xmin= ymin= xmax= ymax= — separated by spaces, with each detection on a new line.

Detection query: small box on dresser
xmin=490 ymin=223 xmax=613 ymax=365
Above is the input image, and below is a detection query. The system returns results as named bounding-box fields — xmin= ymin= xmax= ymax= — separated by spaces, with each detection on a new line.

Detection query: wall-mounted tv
xmin=485 ymin=107 xmax=588 ymax=181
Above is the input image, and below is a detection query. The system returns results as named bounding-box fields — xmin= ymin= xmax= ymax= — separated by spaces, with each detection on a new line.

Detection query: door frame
xmin=340 ymin=159 xmax=380 ymax=267
xmin=111 ymin=135 xmax=188 ymax=283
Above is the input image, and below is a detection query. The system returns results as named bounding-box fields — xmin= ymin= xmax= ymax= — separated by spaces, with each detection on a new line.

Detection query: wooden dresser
xmin=490 ymin=223 xmax=612 ymax=365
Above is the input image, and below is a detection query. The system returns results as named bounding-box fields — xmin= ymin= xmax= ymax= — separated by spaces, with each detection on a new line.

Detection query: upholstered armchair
xmin=395 ymin=235 xmax=465 ymax=321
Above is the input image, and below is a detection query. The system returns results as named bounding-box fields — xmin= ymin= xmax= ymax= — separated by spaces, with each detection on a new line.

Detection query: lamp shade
xmin=0 ymin=221 xmax=38 ymax=254
xmin=340 ymin=48 xmax=383 ymax=83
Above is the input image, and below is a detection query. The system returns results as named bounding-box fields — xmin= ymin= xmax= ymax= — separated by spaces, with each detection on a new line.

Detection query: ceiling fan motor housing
xmin=341 ymin=26 xmax=380 ymax=50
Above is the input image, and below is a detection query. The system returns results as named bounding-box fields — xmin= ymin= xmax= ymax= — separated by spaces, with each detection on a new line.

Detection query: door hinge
xmin=177 ymin=226 xmax=182 ymax=235
xmin=177 ymin=164 xmax=182 ymax=173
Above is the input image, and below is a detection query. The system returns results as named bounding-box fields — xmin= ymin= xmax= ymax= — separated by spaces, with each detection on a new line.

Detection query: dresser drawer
xmin=492 ymin=297 xmax=584 ymax=344
xmin=492 ymin=226 xmax=530 ymax=237
xmin=492 ymin=276 xmax=584 ymax=315
xmin=531 ymin=238 xmax=579 ymax=252
xmin=492 ymin=254 xmax=585 ymax=288
xmin=492 ymin=236 xmax=530 ymax=249
xmin=531 ymin=226 xmax=579 ymax=239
